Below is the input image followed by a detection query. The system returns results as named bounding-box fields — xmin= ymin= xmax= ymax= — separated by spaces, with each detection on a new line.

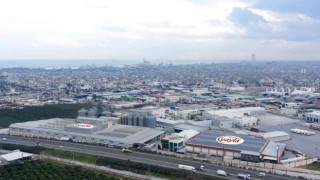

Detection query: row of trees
xmin=0 ymin=103 xmax=92 ymax=128
xmin=0 ymin=160 xmax=125 ymax=180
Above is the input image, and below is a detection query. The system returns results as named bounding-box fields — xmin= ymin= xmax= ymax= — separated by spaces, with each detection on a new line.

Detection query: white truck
xmin=197 ymin=165 xmax=204 ymax=171
xmin=237 ymin=173 xmax=251 ymax=179
xmin=60 ymin=137 xmax=70 ymax=141
xmin=178 ymin=164 xmax=196 ymax=172
xmin=217 ymin=170 xmax=227 ymax=176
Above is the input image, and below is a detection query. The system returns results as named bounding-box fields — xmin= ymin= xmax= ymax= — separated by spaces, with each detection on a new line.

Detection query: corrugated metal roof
xmin=10 ymin=120 xmax=164 ymax=145
xmin=260 ymin=141 xmax=286 ymax=157
xmin=187 ymin=130 xmax=267 ymax=152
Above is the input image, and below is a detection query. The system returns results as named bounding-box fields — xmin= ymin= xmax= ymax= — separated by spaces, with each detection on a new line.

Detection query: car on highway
xmin=237 ymin=173 xmax=251 ymax=179
xmin=122 ymin=148 xmax=133 ymax=153
xmin=258 ymin=172 xmax=266 ymax=177
xmin=2 ymin=137 xmax=7 ymax=141
xmin=197 ymin=165 xmax=205 ymax=171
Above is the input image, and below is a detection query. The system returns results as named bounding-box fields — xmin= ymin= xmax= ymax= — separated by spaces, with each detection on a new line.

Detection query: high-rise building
xmin=252 ymin=54 xmax=256 ymax=65
xmin=301 ymin=68 xmax=306 ymax=74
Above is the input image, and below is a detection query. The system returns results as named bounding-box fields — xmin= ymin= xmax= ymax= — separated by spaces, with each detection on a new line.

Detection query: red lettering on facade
xmin=216 ymin=136 xmax=243 ymax=144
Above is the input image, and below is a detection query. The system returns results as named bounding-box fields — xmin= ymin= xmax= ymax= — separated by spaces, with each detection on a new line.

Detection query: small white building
xmin=161 ymin=130 xmax=199 ymax=152
xmin=176 ymin=109 xmax=201 ymax=119
xmin=162 ymin=93 xmax=188 ymax=102
xmin=305 ymin=111 xmax=320 ymax=123
xmin=227 ymin=85 xmax=245 ymax=91
xmin=203 ymin=107 xmax=265 ymax=128
xmin=1 ymin=150 xmax=34 ymax=163
xmin=191 ymin=88 xmax=208 ymax=94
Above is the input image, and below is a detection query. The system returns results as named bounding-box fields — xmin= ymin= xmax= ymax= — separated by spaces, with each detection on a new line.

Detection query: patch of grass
xmin=150 ymin=172 xmax=175 ymax=180
xmin=307 ymin=161 xmax=320 ymax=171
xmin=44 ymin=149 xmax=98 ymax=164
xmin=0 ymin=143 xmax=45 ymax=154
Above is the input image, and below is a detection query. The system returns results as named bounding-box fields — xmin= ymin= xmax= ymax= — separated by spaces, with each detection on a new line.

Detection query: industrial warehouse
xmin=186 ymin=130 xmax=286 ymax=163
xmin=8 ymin=117 xmax=164 ymax=148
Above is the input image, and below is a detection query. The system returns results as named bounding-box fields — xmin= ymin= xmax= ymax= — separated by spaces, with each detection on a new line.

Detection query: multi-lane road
xmin=1 ymin=135 xmax=295 ymax=180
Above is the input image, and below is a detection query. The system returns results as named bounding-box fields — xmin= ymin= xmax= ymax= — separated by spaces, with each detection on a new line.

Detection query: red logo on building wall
xmin=216 ymin=136 xmax=244 ymax=145
xmin=75 ymin=123 xmax=94 ymax=128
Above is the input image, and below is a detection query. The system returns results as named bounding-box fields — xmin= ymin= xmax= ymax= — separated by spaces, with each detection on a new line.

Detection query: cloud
xmin=228 ymin=7 xmax=320 ymax=42
xmin=101 ymin=26 xmax=128 ymax=33
xmin=253 ymin=0 xmax=320 ymax=19
xmin=229 ymin=7 xmax=266 ymax=26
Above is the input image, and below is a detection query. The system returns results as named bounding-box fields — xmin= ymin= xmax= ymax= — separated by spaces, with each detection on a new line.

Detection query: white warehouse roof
xmin=205 ymin=107 xmax=265 ymax=118
xmin=1 ymin=150 xmax=33 ymax=162
xmin=178 ymin=130 xmax=199 ymax=139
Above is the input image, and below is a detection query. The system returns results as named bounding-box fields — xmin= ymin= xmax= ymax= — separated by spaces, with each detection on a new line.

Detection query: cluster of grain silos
xmin=120 ymin=110 xmax=156 ymax=128
xmin=78 ymin=107 xmax=98 ymax=118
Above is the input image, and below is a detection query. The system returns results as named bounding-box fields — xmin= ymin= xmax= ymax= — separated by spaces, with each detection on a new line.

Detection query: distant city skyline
xmin=0 ymin=0 xmax=320 ymax=61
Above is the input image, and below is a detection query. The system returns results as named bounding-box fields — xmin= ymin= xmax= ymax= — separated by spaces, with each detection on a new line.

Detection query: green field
xmin=0 ymin=103 xmax=92 ymax=128
xmin=307 ymin=161 xmax=320 ymax=171
xmin=45 ymin=149 xmax=98 ymax=164
xmin=0 ymin=160 xmax=126 ymax=180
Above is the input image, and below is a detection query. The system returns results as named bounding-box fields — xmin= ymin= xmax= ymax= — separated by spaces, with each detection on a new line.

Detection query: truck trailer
xmin=237 ymin=173 xmax=251 ymax=179
xmin=60 ymin=137 xmax=70 ymax=141
xmin=178 ymin=164 xmax=196 ymax=172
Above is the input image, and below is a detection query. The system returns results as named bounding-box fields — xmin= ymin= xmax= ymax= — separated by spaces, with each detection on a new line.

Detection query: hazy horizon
xmin=0 ymin=59 xmax=319 ymax=68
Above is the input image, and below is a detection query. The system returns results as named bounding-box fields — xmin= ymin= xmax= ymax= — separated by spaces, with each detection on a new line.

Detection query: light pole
xmin=276 ymin=143 xmax=280 ymax=164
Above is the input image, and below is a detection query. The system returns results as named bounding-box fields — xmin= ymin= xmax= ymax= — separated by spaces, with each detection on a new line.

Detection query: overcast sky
xmin=0 ymin=0 xmax=320 ymax=62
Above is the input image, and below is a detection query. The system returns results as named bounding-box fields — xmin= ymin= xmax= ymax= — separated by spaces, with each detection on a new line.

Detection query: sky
xmin=0 ymin=0 xmax=320 ymax=64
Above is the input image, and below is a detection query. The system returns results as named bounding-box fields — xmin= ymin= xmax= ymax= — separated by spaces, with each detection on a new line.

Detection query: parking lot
xmin=255 ymin=113 xmax=300 ymax=127
xmin=255 ymin=114 xmax=320 ymax=157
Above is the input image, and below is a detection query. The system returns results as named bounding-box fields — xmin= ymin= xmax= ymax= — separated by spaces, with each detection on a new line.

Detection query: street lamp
xmin=276 ymin=143 xmax=280 ymax=164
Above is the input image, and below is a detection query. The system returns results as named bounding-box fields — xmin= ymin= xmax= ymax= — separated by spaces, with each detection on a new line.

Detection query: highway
xmin=1 ymin=135 xmax=295 ymax=180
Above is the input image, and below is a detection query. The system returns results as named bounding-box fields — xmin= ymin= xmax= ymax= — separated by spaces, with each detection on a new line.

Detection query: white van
xmin=258 ymin=172 xmax=266 ymax=177
xmin=217 ymin=170 xmax=227 ymax=176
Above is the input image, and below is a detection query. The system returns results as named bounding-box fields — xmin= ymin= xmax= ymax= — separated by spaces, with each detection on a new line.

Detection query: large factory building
xmin=9 ymin=117 xmax=164 ymax=148
xmin=186 ymin=130 xmax=286 ymax=163
xmin=203 ymin=107 xmax=266 ymax=128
